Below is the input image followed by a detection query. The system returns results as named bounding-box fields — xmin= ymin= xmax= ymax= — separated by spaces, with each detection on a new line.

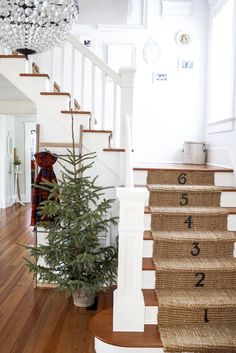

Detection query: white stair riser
xmin=0 ymin=58 xmax=26 ymax=77
xmin=83 ymin=133 xmax=109 ymax=151
xmin=221 ymin=192 xmax=236 ymax=207
xmin=60 ymin=113 xmax=91 ymax=129
xmin=134 ymin=170 xmax=234 ymax=187
xmin=95 ymin=338 xmax=164 ymax=353
xmin=144 ymin=214 xmax=236 ymax=231
xmin=19 ymin=76 xmax=50 ymax=94
xmin=215 ymin=172 xmax=233 ymax=186
xmin=143 ymin=240 xmax=153 ymax=257
xmin=0 ymin=58 xmax=70 ymax=115
xmin=142 ymin=270 xmax=155 ymax=289
xmin=145 ymin=306 xmax=158 ymax=324
xmin=134 ymin=170 xmax=147 ymax=185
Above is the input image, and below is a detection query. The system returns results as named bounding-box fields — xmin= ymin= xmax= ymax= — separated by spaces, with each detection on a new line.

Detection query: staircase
xmin=0 ymin=36 xmax=136 ymax=209
xmin=90 ymin=164 xmax=236 ymax=353
xmin=1 ymin=41 xmax=236 ymax=353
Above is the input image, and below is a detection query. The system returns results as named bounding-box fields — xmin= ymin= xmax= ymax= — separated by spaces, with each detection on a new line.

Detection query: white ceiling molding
xmin=161 ymin=0 xmax=195 ymax=16
xmin=78 ymin=0 xmax=128 ymax=25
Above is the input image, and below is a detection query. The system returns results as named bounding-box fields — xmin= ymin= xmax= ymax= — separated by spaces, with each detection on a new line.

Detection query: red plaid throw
xmin=31 ymin=151 xmax=57 ymax=226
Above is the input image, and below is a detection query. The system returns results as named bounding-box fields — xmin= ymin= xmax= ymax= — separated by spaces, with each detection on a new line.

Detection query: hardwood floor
xmin=0 ymin=204 xmax=104 ymax=353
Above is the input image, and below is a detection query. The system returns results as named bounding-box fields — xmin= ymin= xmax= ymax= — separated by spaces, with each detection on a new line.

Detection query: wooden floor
xmin=0 ymin=204 xmax=110 ymax=353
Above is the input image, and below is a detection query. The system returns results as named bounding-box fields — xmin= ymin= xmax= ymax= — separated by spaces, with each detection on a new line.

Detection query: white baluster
xmin=70 ymin=46 xmax=75 ymax=106
xmin=60 ymin=43 xmax=65 ymax=92
xmin=49 ymin=48 xmax=54 ymax=91
xmin=119 ymin=68 xmax=135 ymax=148
xmin=112 ymin=83 xmax=118 ymax=147
xmin=101 ymin=71 xmax=106 ymax=130
xmin=91 ymin=63 xmax=96 ymax=118
xmin=80 ymin=54 xmax=85 ymax=109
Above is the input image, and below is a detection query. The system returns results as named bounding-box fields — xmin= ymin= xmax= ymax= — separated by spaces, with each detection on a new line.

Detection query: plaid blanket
xmin=31 ymin=152 xmax=57 ymax=226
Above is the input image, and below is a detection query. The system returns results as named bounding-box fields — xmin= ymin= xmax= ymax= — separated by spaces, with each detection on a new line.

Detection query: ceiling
xmin=0 ymin=74 xmax=31 ymax=101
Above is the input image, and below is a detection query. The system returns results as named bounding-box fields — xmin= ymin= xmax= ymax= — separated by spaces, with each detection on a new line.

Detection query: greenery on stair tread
xmin=24 ymin=115 xmax=118 ymax=297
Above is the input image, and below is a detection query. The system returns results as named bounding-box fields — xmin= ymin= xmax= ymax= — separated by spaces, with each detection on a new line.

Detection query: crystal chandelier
xmin=0 ymin=0 xmax=79 ymax=55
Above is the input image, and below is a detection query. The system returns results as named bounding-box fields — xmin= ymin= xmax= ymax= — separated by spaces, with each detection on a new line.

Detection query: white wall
xmin=15 ymin=116 xmax=36 ymax=199
xmin=206 ymin=0 xmax=236 ymax=185
xmin=0 ymin=115 xmax=15 ymax=208
xmin=72 ymin=0 xmax=209 ymax=163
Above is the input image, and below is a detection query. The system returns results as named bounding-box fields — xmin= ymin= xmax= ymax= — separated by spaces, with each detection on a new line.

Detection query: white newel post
xmin=113 ymin=187 xmax=148 ymax=332
xmin=119 ymin=68 xmax=136 ymax=148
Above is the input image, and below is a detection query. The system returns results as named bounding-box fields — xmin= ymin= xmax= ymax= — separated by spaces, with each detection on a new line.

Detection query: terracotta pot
xmin=72 ymin=288 xmax=95 ymax=307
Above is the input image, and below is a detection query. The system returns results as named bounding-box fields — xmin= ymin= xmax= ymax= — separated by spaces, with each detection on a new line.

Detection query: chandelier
xmin=0 ymin=0 xmax=79 ymax=55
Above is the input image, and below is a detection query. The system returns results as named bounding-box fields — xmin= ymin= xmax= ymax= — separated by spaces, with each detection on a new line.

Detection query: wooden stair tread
xmin=143 ymin=289 xmax=158 ymax=306
xmin=145 ymin=206 xmax=151 ymax=214
xmin=61 ymin=110 xmax=91 ymax=115
xmin=103 ymin=148 xmax=125 ymax=152
xmin=144 ymin=230 xmax=153 ymax=240
xmin=20 ymin=73 xmax=50 ymax=78
xmin=89 ymin=308 xmax=162 ymax=348
xmin=144 ymin=206 xmax=236 ymax=214
xmin=83 ymin=129 xmax=112 ymax=134
xmin=0 ymin=55 xmax=25 ymax=58
xmin=133 ymin=163 xmax=233 ymax=172
xmin=40 ymin=92 xmax=70 ymax=96
xmin=227 ymin=207 xmax=236 ymax=214
xmin=222 ymin=187 xmax=236 ymax=191
xmin=103 ymin=148 xmax=134 ymax=152
xmin=137 ymin=185 xmax=236 ymax=192
xmin=142 ymin=258 xmax=155 ymax=271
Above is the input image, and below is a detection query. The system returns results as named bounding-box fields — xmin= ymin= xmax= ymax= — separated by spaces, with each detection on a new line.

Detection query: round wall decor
xmin=175 ymin=31 xmax=192 ymax=47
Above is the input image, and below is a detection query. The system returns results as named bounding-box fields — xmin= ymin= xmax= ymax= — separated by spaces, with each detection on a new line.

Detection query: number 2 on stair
xmin=195 ymin=272 xmax=205 ymax=287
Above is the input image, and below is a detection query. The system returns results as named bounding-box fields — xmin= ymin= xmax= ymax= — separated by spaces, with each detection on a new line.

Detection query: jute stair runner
xmin=147 ymin=170 xmax=236 ymax=352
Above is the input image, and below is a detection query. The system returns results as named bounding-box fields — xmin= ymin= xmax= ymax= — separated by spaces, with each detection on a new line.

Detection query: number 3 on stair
xmin=191 ymin=242 xmax=200 ymax=256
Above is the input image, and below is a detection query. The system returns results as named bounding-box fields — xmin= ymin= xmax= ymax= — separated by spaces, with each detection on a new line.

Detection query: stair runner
xmin=147 ymin=170 xmax=236 ymax=353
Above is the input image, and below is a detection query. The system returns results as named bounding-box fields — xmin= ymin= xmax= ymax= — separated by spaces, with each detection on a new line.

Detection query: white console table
xmin=11 ymin=169 xmax=24 ymax=206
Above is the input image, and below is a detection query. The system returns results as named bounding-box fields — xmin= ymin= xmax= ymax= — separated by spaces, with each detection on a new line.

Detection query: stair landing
xmin=133 ymin=163 xmax=233 ymax=172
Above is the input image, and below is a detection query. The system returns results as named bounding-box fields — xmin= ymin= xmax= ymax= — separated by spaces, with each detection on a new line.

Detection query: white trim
xmin=95 ymin=338 xmax=164 ymax=353
xmin=206 ymin=117 xmax=235 ymax=134
xmin=24 ymin=122 xmax=36 ymax=203
xmin=97 ymin=0 xmax=148 ymax=30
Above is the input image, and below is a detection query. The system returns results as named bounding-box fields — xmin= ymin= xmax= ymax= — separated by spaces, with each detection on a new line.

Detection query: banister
xmin=67 ymin=35 xmax=121 ymax=85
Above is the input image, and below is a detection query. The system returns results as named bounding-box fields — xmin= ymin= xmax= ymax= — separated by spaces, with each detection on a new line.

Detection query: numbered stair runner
xmin=147 ymin=170 xmax=236 ymax=353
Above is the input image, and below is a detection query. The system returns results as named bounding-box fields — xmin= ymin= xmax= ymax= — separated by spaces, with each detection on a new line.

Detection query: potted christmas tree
xmin=24 ymin=116 xmax=118 ymax=307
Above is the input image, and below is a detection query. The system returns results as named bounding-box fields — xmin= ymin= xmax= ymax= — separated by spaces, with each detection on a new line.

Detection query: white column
xmin=113 ymin=187 xmax=148 ymax=332
xmin=119 ymin=68 xmax=135 ymax=148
